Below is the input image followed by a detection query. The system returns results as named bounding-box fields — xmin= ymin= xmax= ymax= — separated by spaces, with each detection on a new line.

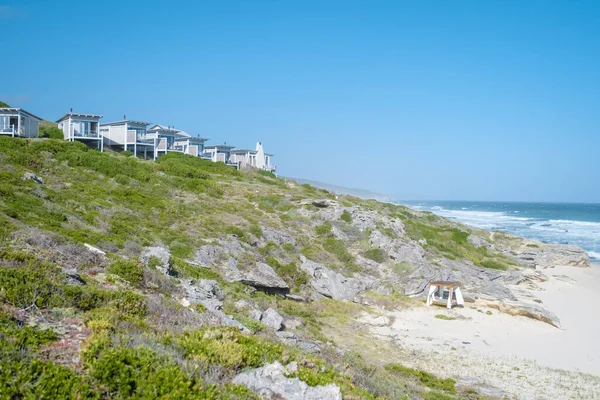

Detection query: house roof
xmin=56 ymin=112 xmax=103 ymax=123
xmin=0 ymin=108 xmax=43 ymax=121
xmin=100 ymin=120 xmax=150 ymax=127
xmin=175 ymin=136 xmax=208 ymax=143
xmin=205 ymin=144 xmax=235 ymax=150
xmin=231 ymin=149 xmax=257 ymax=154
xmin=147 ymin=123 xmax=198 ymax=139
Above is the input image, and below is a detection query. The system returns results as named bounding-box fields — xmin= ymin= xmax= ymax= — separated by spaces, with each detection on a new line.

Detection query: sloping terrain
xmin=0 ymin=137 xmax=589 ymax=399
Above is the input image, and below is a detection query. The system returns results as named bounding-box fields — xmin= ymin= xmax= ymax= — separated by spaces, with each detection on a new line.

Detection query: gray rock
xmin=181 ymin=279 xmax=224 ymax=310
xmin=141 ymin=246 xmax=171 ymax=275
xmin=468 ymin=235 xmax=495 ymax=250
xmin=233 ymin=361 xmax=342 ymax=400
xmin=23 ymin=172 xmax=44 ymax=184
xmin=286 ymin=294 xmax=307 ymax=302
xmin=194 ymin=245 xmax=222 ymax=267
xmin=251 ymin=309 xmax=263 ymax=321
xmin=237 ymin=263 xmax=290 ymax=291
xmin=261 ymin=308 xmax=284 ymax=331
xmin=478 ymin=299 xmax=561 ymax=328
xmin=300 ymin=257 xmax=371 ymax=300
xmin=262 ymin=228 xmax=297 ymax=246
xmin=514 ymin=245 xmax=590 ymax=269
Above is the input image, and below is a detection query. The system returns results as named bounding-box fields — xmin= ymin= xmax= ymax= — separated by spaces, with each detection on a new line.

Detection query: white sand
xmin=358 ymin=264 xmax=600 ymax=399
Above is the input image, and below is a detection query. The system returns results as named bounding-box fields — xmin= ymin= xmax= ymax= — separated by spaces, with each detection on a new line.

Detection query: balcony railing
xmin=0 ymin=126 xmax=15 ymax=135
xmin=70 ymin=129 xmax=100 ymax=138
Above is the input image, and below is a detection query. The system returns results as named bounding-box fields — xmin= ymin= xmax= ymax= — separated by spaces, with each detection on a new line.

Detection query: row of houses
xmin=0 ymin=107 xmax=276 ymax=172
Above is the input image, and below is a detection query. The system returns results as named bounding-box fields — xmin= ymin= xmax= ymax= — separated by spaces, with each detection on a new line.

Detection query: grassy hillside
xmin=0 ymin=137 xmax=506 ymax=399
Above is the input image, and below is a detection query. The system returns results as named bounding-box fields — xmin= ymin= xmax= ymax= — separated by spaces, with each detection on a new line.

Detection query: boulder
xmin=261 ymin=308 xmax=284 ymax=331
xmin=476 ymin=299 xmax=561 ymax=328
xmin=262 ymin=228 xmax=297 ymax=246
xmin=237 ymin=263 xmax=290 ymax=291
xmin=84 ymin=243 xmax=106 ymax=256
xmin=180 ymin=279 xmax=224 ymax=310
xmin=233 ymin=361 xmax=342 ymax=400
xmin=300 ymin=257 xmax=371 ymax=300
xmin=141 ymin=246 xmax=171 ymax=275
xmin=23 ymin=172 xmax=44 ymax=184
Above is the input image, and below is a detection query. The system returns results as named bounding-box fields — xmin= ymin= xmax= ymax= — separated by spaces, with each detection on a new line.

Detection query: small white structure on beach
xmin=427 ymin=281 xmax=464 ymax=309
xmin=56 ymin=111 xmax=103 ymax=150
xmin=0 ymin=108 xmax=42 ymax=138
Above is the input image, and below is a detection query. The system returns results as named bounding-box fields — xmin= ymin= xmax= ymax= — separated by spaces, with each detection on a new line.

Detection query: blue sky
xmin=2 ymin=0 xmax=599 ymax=202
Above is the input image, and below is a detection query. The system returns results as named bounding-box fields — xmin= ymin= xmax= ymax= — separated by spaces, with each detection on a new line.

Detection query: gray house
xmin=99 ymin=119 xmax=154 ymax=159
xmin=56 ymin=111 xmax=103 ymax=150
xmin=0 ymin=108 xmax=42 ymax=138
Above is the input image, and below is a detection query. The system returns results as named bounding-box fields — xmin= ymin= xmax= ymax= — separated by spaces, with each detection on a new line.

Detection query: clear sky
xmin=2 ymin=0 xmax=599 ymax=202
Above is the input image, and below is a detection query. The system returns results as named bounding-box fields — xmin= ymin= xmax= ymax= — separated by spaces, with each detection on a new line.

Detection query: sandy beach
xmin=358 ymin=264 xmax=600 ymax=399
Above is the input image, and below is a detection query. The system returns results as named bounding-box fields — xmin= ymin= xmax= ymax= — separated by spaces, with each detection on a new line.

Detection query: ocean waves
xmin=403 ymin=202 xmax=600 ymax=261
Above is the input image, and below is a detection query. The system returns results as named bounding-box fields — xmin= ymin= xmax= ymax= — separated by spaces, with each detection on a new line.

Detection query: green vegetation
xmin=434 ymin=314 xmax=456 ymax=321
xmin=0 ymin=137 xmax=493 ymax=399
xmin=340 ymin=209 xmax=352 ymax=223
xmin=365 ymin=247 xmax=386 ymax=263
xmin=403 ymin=219 xmax=513 ymax=270
xmin=385 ymin=364 xmax=456 ymax=393
xmin=39 ymin=125 xmax=64 ymax=139
xmin=106 ymin=259 xmax=144 ymax=285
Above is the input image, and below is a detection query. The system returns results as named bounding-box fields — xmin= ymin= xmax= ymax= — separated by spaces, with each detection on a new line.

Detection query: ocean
xmin=398 ymin=201 xmax=600 ymax=262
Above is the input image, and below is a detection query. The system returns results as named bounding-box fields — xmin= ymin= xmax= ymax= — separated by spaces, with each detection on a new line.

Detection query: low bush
xmin=364 ymin=248 xmax=386 ymax=263
xmin=340 ymin=210 xmax=352 ymax=223
xmin=106 ymin=259 xmax=144 ymax=285
xmin=385 ymin=364 xmax=456 ymax=393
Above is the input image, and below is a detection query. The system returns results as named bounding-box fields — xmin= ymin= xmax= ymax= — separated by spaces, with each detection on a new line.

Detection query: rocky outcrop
xmin=141 ymin=246 xmax=171 ymax=275
xmin=261 ymin=308 xmax=284 ymax=331
xmin=476 ymin=299 xmax=561 ymax=328
xmin=180 ymin=279 xmax=225 ymax=311
xmin=23 ymin=172 xmax=44 ymax=184
xmin=513 ymin=244 xmax=589 ymax=269
xmin=468 ymin=235 xmax=495 ymax=250
xmin=233 ymin=361 xmax=342 ymax=400
xmin=236 ymin=263 xmax=290 ymax=292
xmin=300 ymin=256 xmax=373 ymax=300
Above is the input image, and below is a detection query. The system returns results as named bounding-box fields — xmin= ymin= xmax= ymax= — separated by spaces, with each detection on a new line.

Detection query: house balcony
xmin=0 ymin=126 xmax=16 ymax=136
xmin=69 ymin=129 xmax=101 ymax=139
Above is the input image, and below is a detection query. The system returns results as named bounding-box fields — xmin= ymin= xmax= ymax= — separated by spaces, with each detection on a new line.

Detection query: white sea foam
xmin=588 ymin=251 xmax=600 ymax=260
xmin=403 ymin=203 xmax=600 ymax=257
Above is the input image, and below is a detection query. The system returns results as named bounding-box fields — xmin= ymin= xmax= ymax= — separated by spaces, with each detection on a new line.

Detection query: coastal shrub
xmin=39 ymin=126 xmax=64 ymax=139
xmin=434 ymin=314 xmax=456 ymax=321
xmin=111 ymin=290 xmax=147 ymax=318
xmin=106 ymin=259 xmax=144 ymax=285
xmin=478 ymin=259 xmax=509 ymax=270
xmin=364 ymin=248 xmax=386 ymax=263
xmin=315 ymin=221 xmax=333 ymax=236
xmin=340 ymin=210 xmax=352 ymax=223
xmin=323 ymin=237 xmax=358 ymax=272
xmin=176 ymin=326 xmax=284 ymax=370
xmin=121 ymin=150 xmax=134 ymax=157
xmin=385 ymin=364 xmax=456 ymax=393
xmin=265 ymin=255 xmax=309 ymax=291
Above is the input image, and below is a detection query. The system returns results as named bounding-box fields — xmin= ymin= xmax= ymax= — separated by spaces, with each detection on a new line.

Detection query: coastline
xmin=357 ymin=262 xmax=600 ymax=399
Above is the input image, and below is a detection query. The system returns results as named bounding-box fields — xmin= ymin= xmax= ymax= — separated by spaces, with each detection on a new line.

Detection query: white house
xmin=99 ymin=118 xmax=154 ymax=159
xmin=0 ymin=108 xmax=42 ymax=138
xmin=56 ymin=111 xmax=103 ymax=150
xmin=202 ymin=144 xmax=235 ymax=164
xmin=146 ymin=124 xmax=208 ymax=158
xmin=229 ymin=142 xmax=276 ymax=172
xmin=171 ymin=136 xmax=208 ymax=157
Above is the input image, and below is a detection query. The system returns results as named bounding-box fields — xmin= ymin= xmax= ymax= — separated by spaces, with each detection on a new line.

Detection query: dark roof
xmin=0 ymin=108 xmax=43 ymax=121
xmin=56 ymin=112 xmax=103 ymax=123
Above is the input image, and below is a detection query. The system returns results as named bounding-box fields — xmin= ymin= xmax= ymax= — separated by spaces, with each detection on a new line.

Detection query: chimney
xmin=124 ymin=114 xmax=126 ymax=120
xmin=70 ymin=107 xmax=73 ymax=113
